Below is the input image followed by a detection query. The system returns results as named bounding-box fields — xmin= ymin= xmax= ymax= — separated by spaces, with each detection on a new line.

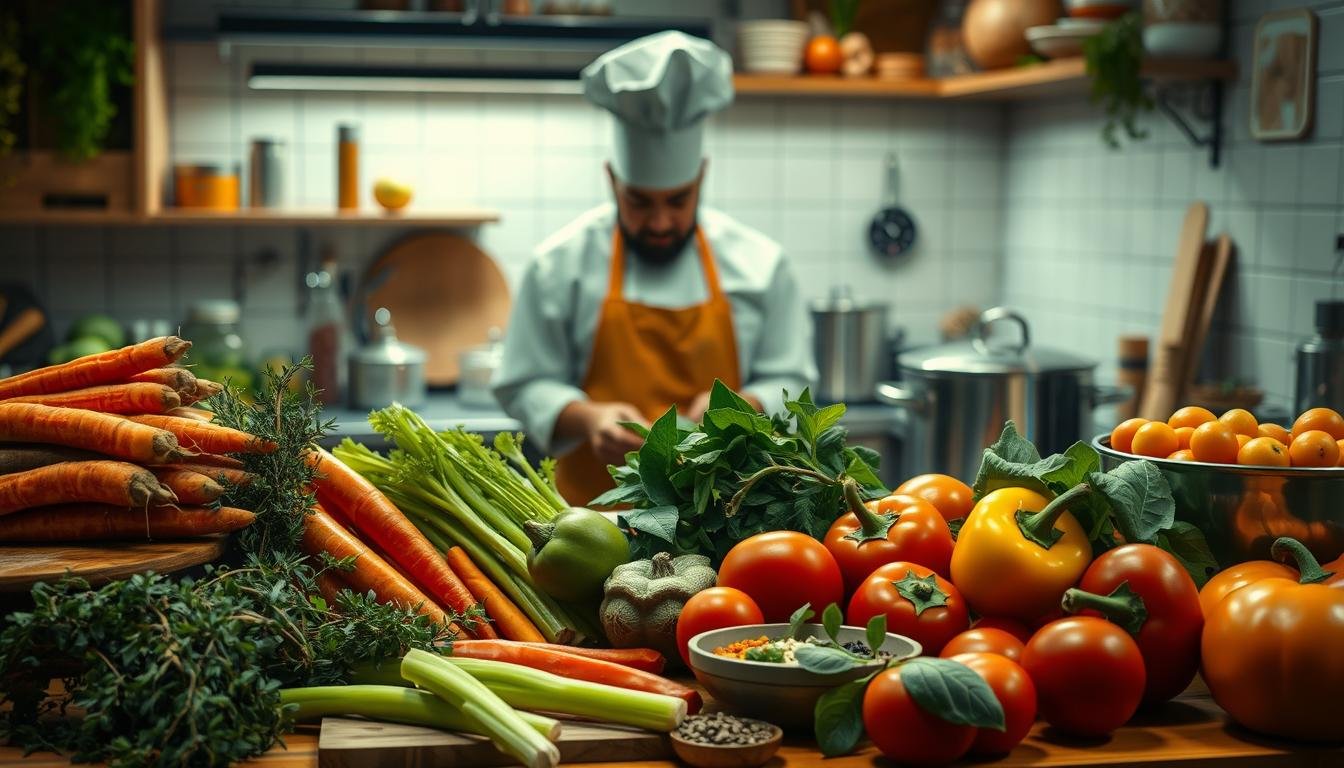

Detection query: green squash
xmin=599 ymin=552 xmax=716 ymax=662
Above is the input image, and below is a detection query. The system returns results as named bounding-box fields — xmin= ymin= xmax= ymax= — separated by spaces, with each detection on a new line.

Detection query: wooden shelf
xmin=0 ymin=208 xmax=501 ymax=227
xmin=733 ymin=58 xmax=1237 ymax=101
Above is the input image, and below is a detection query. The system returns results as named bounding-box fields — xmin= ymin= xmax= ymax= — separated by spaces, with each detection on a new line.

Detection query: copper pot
xmin=962 ymin=0 xmax=1063 ymax=69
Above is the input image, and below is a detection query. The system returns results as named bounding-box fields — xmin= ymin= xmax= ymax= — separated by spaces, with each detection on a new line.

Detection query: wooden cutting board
xmin=1140 ymin=202 xmax=1209 ymax=420
xmin=0 ymin=537 xmax=229 ymax=592
xmin=317 ymin=718 xmax=672 ymax=768
xmin=1182 ymin=235 xmax=1233 ymax=395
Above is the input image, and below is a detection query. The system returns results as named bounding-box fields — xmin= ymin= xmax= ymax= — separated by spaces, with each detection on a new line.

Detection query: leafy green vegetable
xmin=34 ymin=0 xmax=134 ymax=161
xmin=900 ymin=657 xmax=1006 ymax=730
xmin=822 ymin=602 xmax=844 ymax=641
xmin=795 ymin=644 xmax=858 ymax=674
xmin=598 ymin=382 xmax=886 ymax=563
xmin=787 ymin=602 xmax=816 ymax=641
xmin=1155 ymin=521 xmax=1219 ymax=588
xmin=745 ymin=644 xmax=787 ymax=663
xmin=1083 ymin=12 xmax=1152 ymax=149
xmin=865 ymin=614 xmax=888 ymax=659
xmin=813 ymin=675 xmax=873 ymax=756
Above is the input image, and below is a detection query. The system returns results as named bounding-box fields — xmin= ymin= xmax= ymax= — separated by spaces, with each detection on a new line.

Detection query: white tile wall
xmin=1000 ymin=11 xmax=1344 ymax=411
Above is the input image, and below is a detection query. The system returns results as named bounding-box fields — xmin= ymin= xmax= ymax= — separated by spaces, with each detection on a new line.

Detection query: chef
xmin=493 ymin=31 xmax=816 ymax=505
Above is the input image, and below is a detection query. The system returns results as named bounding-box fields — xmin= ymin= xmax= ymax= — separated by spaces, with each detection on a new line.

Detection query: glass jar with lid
xmin=180 ymin=300 xmax=251 ymax=391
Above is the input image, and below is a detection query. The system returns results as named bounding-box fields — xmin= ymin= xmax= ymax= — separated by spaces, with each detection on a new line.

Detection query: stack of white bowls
xmin=737 ymin=20 xmax=810 ymax=74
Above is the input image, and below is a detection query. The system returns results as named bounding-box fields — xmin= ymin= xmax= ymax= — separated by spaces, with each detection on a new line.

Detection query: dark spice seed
xmin=675 ymin=713 xmax=778 ymax=746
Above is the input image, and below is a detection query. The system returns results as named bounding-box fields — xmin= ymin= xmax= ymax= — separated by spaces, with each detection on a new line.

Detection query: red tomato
xmin=846 ymin=561 xmax=969 ymax=655
xmin=972 ymin=616 xmax=1033 ymax=643
xmin=718 ymin=531 xmax=843 ymax=623
xmin=823 ymin=492 xmax=954 ymax=594
xmin=895 ymin=473 xmax=974 ymax=523
xmin=1064 ymin=543 xmax=1203 ymax=705
xmin=939 ymin=627 xmax=1025 ymax=663
xmin=863 ymin=666 xmax=976 ymax=765
xmin=675 ymin=587 xmax=764 ymax=667
xmin=950 ymin=652 xmax=1038 ymax=756
xmin=1020 ymin=617 xmax=1146 ymax=736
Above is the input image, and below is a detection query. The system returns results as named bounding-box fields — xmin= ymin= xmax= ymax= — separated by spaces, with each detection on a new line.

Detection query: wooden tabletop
xmin=0 ymin=537 xmax=228 ymax=593
xmin=2 ymin=682 xmax=1339 ymax=768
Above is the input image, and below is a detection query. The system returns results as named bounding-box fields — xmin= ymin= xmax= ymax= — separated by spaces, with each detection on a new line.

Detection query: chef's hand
xmin=581 ymin=401 xmax=650 ymax=466
xmin=684 ymin=390 xmax=763 ymax=422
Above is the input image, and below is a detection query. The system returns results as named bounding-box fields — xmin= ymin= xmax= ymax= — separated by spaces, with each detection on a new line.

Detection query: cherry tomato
xmin=1173 ymin=426 xmax=1195 ymax=450
xmin=1258 ymin=423 xmax=1292 ymax=445
xmin=1338 ymin=440 xmax=1344 ymax=467
xmin=1131 ymin=422 xmax=1179 ymax=458
xmin=1110 ymin=418 xmax=1148 ymax=454
xmin=675 ymin=587 xmax=764 ymax=666
xmin=1190 ymin=421 xmax=1239 ymax=464
xmin=895 ymin=474 xmax=974 ymax=523
xmin=1167 ymin=449 xmax=1195 ymax=461
xmin=824 ymin=492 xmax=954 ymax=594
xmin=1238 ymin=436 xmax=1290 ymax=467
xmin=1168 ymin=406 xmax=1216 ymax=430
xmin=950 ymin=652 xmax=1038 ymax=756
xmin=718 ymin=531 xmax=843 ymax=623
xmin=1220 ymin=408 xmax=1260 ymax=438
xmin=939 ymin=627 xmax=1025 ymax=662
xmin=1292 ymin=407 xmax=1344 ymax=440
xmin=1289 ymin=430 xmax=1341 ymax=468
xmin=972 ymin=616 xmax=1033 ymax=643
xmin=1020 ymin=617 xmax=1146 ymax=736
xmin=863 ymin=666 xmax=976 ymax=765
xmin=847 ymin=561 xmax=969 ymax=655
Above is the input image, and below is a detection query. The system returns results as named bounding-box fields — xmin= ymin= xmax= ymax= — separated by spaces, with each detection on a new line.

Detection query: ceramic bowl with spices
xmin=670 ymin=713 xmax=783 ymax=768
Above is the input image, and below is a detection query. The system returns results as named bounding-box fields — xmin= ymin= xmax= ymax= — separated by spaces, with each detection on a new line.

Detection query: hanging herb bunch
xmin=1083 ymin=12 xmax=1152 ymax=148
xmin=35 ymin=0 xmax=133 ymax=161
xmin=0 ymin=9 xmax=23 ymax=164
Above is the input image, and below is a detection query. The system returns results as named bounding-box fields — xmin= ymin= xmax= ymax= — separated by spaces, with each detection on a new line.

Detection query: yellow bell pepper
xmin=950 ymin=485 xmax=1092 ymax=624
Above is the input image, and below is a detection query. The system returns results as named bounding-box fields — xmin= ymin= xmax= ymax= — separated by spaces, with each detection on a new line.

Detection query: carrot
xmin=181 ymin=378 xmax=223 ymax=406
xmin=149 ymin=467 xmax=224 ymax=505
xmin=159 ymin=453 xmax=243 ymax=470
xmin=454 ymin=642 xmax=668 ymax=674
xmin=163 ymin=463 xmax=255 ymax=487
xmin=302 ymin=504 xmax=452 ymax=626
xmin=0 ymin=444 xmax=106 ymax=475
xmin=125 ymin=414 xmax=276 ymax=454
xmin=446 ymin=641 xmax=702 ymax=713
xmin=0 ymin=460 xmax=176 ymax=515
xmin=128 ymin=367 xmax=198 ymax=396
xmin=315 ymin=570 xmax=350 ymax=608
xmin=445 ymin=546 xmax=544 ymax=642
xmin=0 ymin=337 xmax=190 ymax=400
xmin=0 ymin=382 xmax=181 ymax=414
xmin=166 ymin=407 xmax=215 ymax=422
xmin=0 ymin=503 xmax=255 ymax=542
xmin=0 ymin=403 xmax=185 ymax=464
xmin=306 ymin=448 xmax=495 ymax=639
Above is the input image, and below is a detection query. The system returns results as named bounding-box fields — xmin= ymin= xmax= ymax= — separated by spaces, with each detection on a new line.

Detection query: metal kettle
xmin=348 ymin=307 xmax=427 ymax=410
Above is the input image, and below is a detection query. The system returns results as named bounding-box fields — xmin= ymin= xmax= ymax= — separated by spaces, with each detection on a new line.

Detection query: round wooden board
xmin=0 ymin=536 xmax=229 ymax=593
xmin=361 ymin=233 xmax=511 ymax=386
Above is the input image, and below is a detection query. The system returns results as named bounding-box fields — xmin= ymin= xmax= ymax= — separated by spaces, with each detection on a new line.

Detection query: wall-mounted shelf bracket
xmin=1153 ymin=79 xmax=1224 ymax=169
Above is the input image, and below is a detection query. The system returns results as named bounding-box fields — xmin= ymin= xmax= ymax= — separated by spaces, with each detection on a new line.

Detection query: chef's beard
xmin=621 ymin=217 xmax=698 ymax=267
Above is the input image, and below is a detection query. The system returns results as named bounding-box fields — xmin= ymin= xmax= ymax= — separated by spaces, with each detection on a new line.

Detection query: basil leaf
xmin=786 ymin=399 xmax=819 ymax=444
xmin=1155 ymin=521 xmax=1219 ymax=587
xmin=787 ymin=602 xmax=815 ymax=640
xmin=709 ymin=379 xmax=757 ymax=413
xmin=814 ymin=675 xmax=872 ymax=757
xmin=589 ymin=483 xmax=645 ymax=508
xmin=637 ymin=407 xmax=681 ymax=507
xmin=618 ymin=421 xmax=651 ymax=440
xmin=852 ymin=444 xmax=882 ymax=472
xmin=900 ymin=657 xmax=1006 ymax=730
xmin=1089 ymin=461 xmax=1174 ymax=543
xmin=815 ymin=403 xmax=847 ymax=436
xmin=706 ymin=408 xmax=773 ymax=436
xmin=865 ymin=614 xmax=887 ymax=659
xmin=822 ymin=602 xmax=843 ymax=643
xmin=620 ymin=505 xmax=679 ymax=544
xmin=844 ymin=454 xmax=886 ymax=493
xmin=692 ymin=471 xmax=715 ymax=517
xmin=795 ymin=644 xmax=859 ymax=675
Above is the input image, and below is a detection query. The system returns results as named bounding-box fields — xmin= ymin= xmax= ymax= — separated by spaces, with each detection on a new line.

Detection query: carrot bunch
xmin=0 ymin=336 xmax=268 ymax=543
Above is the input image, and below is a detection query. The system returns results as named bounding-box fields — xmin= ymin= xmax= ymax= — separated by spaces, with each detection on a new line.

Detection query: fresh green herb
xmin=829 ymin=0 xmax=861 ymax=38
xmin=34 ymin=0 xmax=134 ymax=160
xmin=596 ymin=382 xmax=886 ymax=564
xmin=794 ymin=644 xmax=859 ymax=674
xmin=744 ymin=645 xmax=787 ymax=663
xmin=1155 ymin=521 xmax=1219 ymax=588
xmin=786 ymin=602 xmax=815 ymax=640
xmin=821 ymin=602 xmax=844 ymax=641
xmin=813 ymin=675 xmax=873 ymax=756
xmin=0 ymin=8 xmax=24 ymax=167
xmin=864 ymin=614 xmax=887 ymax=659
xmin=1083 ymin=12 xmax=1152 ymax=148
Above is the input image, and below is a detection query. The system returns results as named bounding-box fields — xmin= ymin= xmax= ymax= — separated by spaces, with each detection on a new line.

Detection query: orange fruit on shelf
xmin=1168 ymin=406 xmax=1217 ymax=430
xmin=1219 ymin=408 xmax=1259 ymax=438
xmin=1174 ymin=426 xmax=1195 ymax=450
xmin=1131 ymin=421 xmax=1180 ymax=458
xmin=804 ymin=35 xmax=843 ymax=74
xmin=1289 ymin=430 xmax=1341 ymax=467
xmin=1238 ymin=437 xmax=1290 ymax=468
xmin=1189 ymin=421 xmax=1240 ymax=464
xmin=1167 ymin=449 xmax=1195 ymax=461
xmin=1292 ymin=407 xmax=1344 ymax=440
xmin=1110 ymin=418 xmax=1148 ymax=454
xmin=1257 ymin=423 xmax=1292 ymax=445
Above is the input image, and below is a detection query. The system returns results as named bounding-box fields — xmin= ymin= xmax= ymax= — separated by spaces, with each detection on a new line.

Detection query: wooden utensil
xmin=1181 ymin=234 xmax=1233 ymax=396
xmin=360 ymin=233 xmax=511 ymax=387
xmin=1140 ymin=201 xmax=1209 ymax=420
xmin=0 ymin=537 xmax=228 ymax=593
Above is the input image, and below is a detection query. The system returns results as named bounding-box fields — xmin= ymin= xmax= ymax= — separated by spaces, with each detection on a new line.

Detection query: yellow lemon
xmin=374 ymin=179 xmax=413 ymax=211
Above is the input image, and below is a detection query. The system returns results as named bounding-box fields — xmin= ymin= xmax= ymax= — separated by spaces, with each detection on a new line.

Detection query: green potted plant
xmin=1083 ymin=12 xmax=1153 ymax=148
xmin=33 ymin=0 xmax=133 ymax=161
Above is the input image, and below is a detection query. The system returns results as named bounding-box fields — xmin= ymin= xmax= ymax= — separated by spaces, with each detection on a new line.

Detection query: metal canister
xmin=248 ymin=138 xmax=285 ymax=208
xmin=1295 ymin=300 xmax=1344 ymax=414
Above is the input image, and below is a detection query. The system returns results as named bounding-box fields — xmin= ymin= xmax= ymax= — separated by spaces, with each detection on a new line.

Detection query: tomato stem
xmin=1016 ymin=482 xmax=1091 ymax=550
xmin=1060 ymin=582 xmax=1148 ymax=635
xmin=842 ymin=478 xmax=896 ymax=543
xmin=1270 ymin=536 xmax=1335 ymax=584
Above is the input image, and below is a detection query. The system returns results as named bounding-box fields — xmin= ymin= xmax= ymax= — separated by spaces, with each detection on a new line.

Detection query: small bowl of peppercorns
xmin=669 ymin=712 xmax=784 ymax=768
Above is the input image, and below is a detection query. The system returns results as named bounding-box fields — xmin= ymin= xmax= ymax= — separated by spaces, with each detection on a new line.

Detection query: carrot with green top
xmin=128 ymin=367 xmax=198 ymax=396
xmin=315 ymin=570 xmax=351 ymax=608
xmin=150 ymin=467 xmax=224 ymax=505
xmin=126 ymin=414 xmax=276 ymax=454
xmin=181 ymin=378 xmax=223 ymax=405
xmin=166 ymin=407 xmax=214 ymax=422
xmin=0 ymin=337 xmax=191 ymax=399
xmin=0 ymin=503 xmax=255 ymax=542
xmin=165 ymin=463 xmax=254 ymax=487
xmin=306 ymin=448 xmax=495 ymax=639
xmin=0 ymin=403 xmax=185 ymax=464
xmin=0 ymin=460 xmax=177 ymax=515
xmin=0 ymin=382 xmax=181 ymax=414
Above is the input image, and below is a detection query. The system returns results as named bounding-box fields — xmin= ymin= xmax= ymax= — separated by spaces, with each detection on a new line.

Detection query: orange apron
xmin=556 ymin=227 xmax=742 ymax=505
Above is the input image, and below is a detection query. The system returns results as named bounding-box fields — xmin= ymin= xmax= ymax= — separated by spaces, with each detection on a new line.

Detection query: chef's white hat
xmin=582 ymin=31 xmax=734 ymax=190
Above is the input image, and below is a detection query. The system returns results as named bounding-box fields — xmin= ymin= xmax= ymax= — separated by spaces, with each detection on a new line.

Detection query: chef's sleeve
xmin=491 ymin=258 xmax=586 ymax=454
xmin=740 ymin=257 xmax=817 ymax=418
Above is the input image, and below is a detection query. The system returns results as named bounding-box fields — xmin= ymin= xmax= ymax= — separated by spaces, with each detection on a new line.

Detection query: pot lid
xmin=898 ymin=307 xmax=1095 ymax=375
xmin=810 ymin=285 xmax=888 ymax=314
xmin=351 ymin=307 xmax=427 ymax=366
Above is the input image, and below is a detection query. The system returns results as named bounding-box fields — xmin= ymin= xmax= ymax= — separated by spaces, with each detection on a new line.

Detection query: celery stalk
xmin=279 ymin=685 xmax=559 ymax=741
xmin=402 ymin=650 xmax=560 ymax=768
xmin=446 ymin=657 xmax=687 ymax=733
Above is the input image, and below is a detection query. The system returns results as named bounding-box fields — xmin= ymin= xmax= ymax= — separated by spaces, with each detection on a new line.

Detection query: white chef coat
xmin=492 ymin=203 xmax=817 ymax=452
